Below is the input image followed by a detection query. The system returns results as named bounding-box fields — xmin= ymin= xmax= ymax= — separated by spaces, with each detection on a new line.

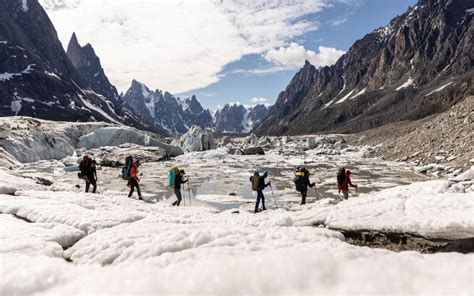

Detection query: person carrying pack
xmin=249 ymin=171 xmax=270 ymax=213
xmin=337 ymin=167 xmax=357 ymax=200
xmin=78 ymin=155 xmax=89 ymax=179
xmin=172 ymin=169 xmax=188 ymax=206
xmin=122 ymin=156 xmax=134 ymax=180
xmin=168 ymin=166 xmax=180 ymax=189
xmin=85 ymin=159 xmax=98 ymax=193
xmin=127 ymin=159 xmax=142 ymax=200
xmin=293 ymin=166 xmax=315 ymax=205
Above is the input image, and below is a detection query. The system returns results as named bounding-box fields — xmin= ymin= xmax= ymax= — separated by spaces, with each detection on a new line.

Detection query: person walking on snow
xmin=79 ymin=155 xmax=89 ymax=178
xmin=250 ymin=171 xmax=270 ymax=213
xmin=85 ymin=159 xmax=98 ymax=193
xmin=294 ymin=166 xmax=315 ymax=205
xmin=338 ymin=168 xmax=357 ymax=200
xmin=128 ymin=159 xmax=142 ymax=200
xmin=172 ymin=170 xmax=188 ymax=206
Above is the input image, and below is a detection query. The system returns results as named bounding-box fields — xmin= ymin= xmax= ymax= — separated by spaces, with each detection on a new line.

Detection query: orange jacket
xmin=130 ymin=163 xmax=139 ymax=180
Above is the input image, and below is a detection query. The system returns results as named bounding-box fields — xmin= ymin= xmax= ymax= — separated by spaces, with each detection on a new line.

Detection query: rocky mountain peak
xmin=253 ymin=0 xmax=473 ymax=135
xmin=122 ymin=81 xmax=214 ymax=135
xmin=0 ymin=0 xmax=151 ymax=132
xmin=66 ymin=33 xmax=119 ymax=100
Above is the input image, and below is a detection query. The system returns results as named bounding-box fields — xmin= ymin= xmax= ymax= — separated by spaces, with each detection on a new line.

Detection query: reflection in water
xmin=195 ymin=178 xmax=281 ymax=211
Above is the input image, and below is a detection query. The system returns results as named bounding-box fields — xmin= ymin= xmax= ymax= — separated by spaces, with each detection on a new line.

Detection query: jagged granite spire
xmin=66 ymin=33 xmax=119 ymax=100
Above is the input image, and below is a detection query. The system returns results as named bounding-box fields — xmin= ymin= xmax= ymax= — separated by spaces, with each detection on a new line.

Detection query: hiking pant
xmin=300 ymin=191 xmax=307 ymax=205
xmin=86 ymin=178 xmax=97 ymax=193
xmin=128 ymin=179 xmax=141 ymax=198
xmin=341 ymin=190 xmax=349 ymax=200
xmin=173 ymin=188 xmax=182 ymax=206
xmin=254 ymin=190 xmax=266 ymax=213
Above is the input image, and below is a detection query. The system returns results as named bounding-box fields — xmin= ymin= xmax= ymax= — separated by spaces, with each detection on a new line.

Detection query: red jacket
xmin=130 ymin=163 xmax=139 ymax=180
xmin=339 ymin=171 xmax=356 ymax=191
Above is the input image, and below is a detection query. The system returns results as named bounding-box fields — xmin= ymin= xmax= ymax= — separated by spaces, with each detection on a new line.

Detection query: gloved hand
xmin=311 ymin=183 xmax=316 ymax=187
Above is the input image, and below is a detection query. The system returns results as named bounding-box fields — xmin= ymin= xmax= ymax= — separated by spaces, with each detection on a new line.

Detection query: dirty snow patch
xmin=336 ymin=90 xmax=354 ymax=104
xmin=425 ymin=82 xmax=453 ymax=97
xmin=21 ymin=0 xmax=29 ymax=12
xmin=396 ymin=78 xmax=414 ymax=91
xmin=350 ymin=88 xmax=367 ymax=100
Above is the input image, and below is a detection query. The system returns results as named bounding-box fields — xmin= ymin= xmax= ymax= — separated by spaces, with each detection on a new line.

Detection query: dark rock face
xmin=254 ymin=0 xmax=474 ymax=135
xmin=214 ymin=103 xmax=269 ymax=133
xmin=0 ymin=0 xmax=152 ymax=131
xmin=242 ymin=146 xmax=265 ymax=155
xmin=66 ymin=33 xmax=119 ymax=101
xmin=122 ymin=81 xmax=214 ymax=135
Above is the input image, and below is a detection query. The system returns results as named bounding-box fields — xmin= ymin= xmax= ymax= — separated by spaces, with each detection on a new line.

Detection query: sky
xmin=39 ymin=0 xmax=417 ymax=109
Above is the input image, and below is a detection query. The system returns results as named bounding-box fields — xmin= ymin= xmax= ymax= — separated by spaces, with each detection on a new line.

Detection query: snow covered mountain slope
xmin=0 ymin=0 xmax=152 ymax=131
xmin=123 ymin=80 xmax=214 ymax=135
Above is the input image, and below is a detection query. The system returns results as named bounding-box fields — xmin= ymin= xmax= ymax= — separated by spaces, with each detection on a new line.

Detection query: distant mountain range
xmin=2 ymin=0 xmax=470 ymax=138
xmin=122 ymin=80 xmax=269 ymax=134
xmin=253 ymin=0 xmax=473 ymax=135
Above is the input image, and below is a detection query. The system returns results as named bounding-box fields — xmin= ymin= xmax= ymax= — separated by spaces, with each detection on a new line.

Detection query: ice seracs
xmin=172 ymin=125 xmax=216 ymax=152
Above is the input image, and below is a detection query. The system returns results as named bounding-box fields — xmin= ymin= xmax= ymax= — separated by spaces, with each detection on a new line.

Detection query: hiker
xmin=294 ymin=166 xmax=315 ymax=205
xmin=172 ymin=170 xmax=188 ymax=206
xmin=337 ymin=168 xmax=357 ymax=200
xmin=79 ymin=155 xmax=89 ymax=179
xmin=128 ymin=159 xmax=142 ymax=200
xmin=250 ymin=171 xmax=270 ymax=213
xmin=85 ymin=160 xmax=97 ymax=193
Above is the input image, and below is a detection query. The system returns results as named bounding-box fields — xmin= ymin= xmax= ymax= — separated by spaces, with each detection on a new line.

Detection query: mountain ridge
xmin=253 ymin=0 xmax=473 ymax=135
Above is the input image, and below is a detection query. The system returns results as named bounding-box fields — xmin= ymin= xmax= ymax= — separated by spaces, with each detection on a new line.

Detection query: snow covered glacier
xmin=0 ymin=118 xmax=473 ymax=295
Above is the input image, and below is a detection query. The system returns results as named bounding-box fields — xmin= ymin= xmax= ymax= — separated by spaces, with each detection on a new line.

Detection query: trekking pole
xmin=188 ymin=181 xmax=192 ymax=206
xmin=270 ymin=184 xmax=278 ymax=208
xmin=183 ymin=188 xmax=186 ymax=207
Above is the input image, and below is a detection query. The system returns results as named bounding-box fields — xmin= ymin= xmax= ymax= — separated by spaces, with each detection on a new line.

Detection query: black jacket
xmin=175 ymin=174 xmax=187 ymax=190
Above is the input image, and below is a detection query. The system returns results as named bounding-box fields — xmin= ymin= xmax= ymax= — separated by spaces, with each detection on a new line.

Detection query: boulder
xmin=308 ymin=137 xmax=317 ymax=149
xmin=246 ymin=133 xmax=258 ymax=145
xmin=243 ymin=147 xmax=265 ymax=155
xmin=220 ymin=136 xmax=231 ymax=147
xmin=0 ymin=123 xmax=11 ymax=139
xmin=88 ymin=144 xmax=169 ymax=167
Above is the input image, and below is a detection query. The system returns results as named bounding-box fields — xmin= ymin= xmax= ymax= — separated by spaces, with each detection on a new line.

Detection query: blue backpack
xmin=168 ymin=166 xmax=179 ymax=188
xmin=122 ymin=156 xmax=133 ymax=180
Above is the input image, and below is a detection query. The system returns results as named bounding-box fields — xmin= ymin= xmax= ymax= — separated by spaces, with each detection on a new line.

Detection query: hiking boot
xmin=138 ymin=196 xmax=143 ymax=201
xmin=262 ymin=207 xmax=267 ymax=211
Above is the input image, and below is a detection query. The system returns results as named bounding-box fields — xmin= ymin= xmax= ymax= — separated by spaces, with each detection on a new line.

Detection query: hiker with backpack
xmin=79 ymin=155 xmax=89 ymax=179
xmin=85 ymin=159 xmax=98 ymax=193
xmin=249 ymin=171 xmax=270 ymax=213
xmin=293 ymin=166 xmax=315 ymax=205
xmin=337 ymin=167 xmax=357 ymax=200
xmin=127 ymin=159 xmax=142 ymax=200
xmin=171 ymin=169 xmax=188 ymax=206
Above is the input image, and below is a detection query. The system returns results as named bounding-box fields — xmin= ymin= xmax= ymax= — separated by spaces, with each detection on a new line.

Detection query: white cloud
xmin=263 ymin=42 xmax=345 ymax=68
xmin=250 ymin=97 xmax=269 ymax=104
xmin=39 ymin=0 xmax=328 ymax=93
xmin=329 ymin=17 xmax=348 ymax=26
